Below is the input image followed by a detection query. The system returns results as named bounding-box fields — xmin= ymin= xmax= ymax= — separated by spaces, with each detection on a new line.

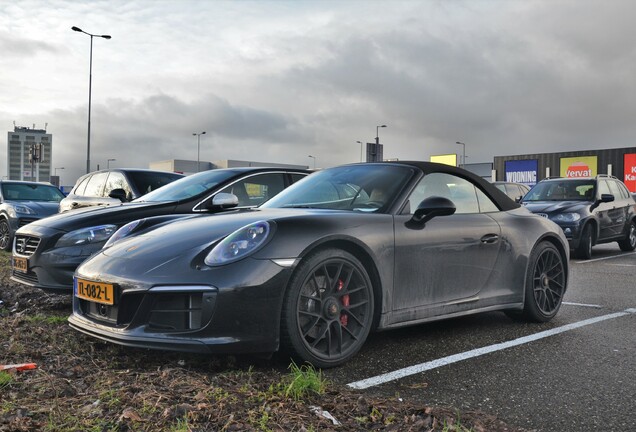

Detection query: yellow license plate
xmin=13 ymin=256 xmax=28 ymax=273
xmin=75 ymin=278 xmax=115 ymax=305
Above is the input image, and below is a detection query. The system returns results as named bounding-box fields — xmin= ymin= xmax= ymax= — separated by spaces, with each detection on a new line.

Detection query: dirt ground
xmin=0 ymin=251 xmax=527 ymax=432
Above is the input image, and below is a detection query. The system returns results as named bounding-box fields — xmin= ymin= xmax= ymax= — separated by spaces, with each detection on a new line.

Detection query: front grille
xmin=12 ymin=270 xmax=39 ymax=284
xmin=148 ymin=293 xmax=204 ymax=331
xmin=14 ymin=235 xmax=41 ymax=257
xmin=537 ymin=213 xmax=549 ymax=219
xmin=18 ymin=218 xmax=37 ymax=228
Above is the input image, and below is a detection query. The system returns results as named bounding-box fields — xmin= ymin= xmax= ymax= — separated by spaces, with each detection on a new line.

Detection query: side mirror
xmin=600 ymin=193 xmax=614 ymax=203
xmin=410 ymin=196 xmax=456 ymax=225
xmin=108 ymin=188 xmax=128 ymax=202
xmin=206 ymin=193 xmax=239 ymax=211
xmin=590 ymin=193 xmax=614 ymax=211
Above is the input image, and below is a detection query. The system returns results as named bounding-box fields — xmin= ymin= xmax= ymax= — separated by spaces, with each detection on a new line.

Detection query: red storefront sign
xmin=624 ymin=154 xmax=636 ymax=192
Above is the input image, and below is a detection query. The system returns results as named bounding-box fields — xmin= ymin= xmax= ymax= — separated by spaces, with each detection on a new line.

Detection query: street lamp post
xmin=193 ymin=131 xmax=206 ymax=172
xmin=376 ymin=124 xmax=387 ymax=145
xmin=356 ymin=141 xmax=363 ymax=162
xmin=456 ymin=141 xmax=466 ymax=168
xmin=71 ymin=26 xmax=112 ymax=174
xmin=107 ymin=158 xmax=116 ymax=169
xmin=308 ymin=155 xmax=316 ymax=169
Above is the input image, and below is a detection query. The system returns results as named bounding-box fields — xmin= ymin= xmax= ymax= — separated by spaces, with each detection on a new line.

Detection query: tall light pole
xmin=456 ymin=141 xmax=466 ymax=168
xmin=72 ymin=26 xmax=111 ymax=174
xmin=308 ymin=155 xmax=316 ymax=169
xmin=193 ymin=131 xmax=206 ymax=172
xmin=376 ymin=124 xmax=387 ymax=145
xmin=107 ymin=158 xmax=116 ymax=169
xmin=356 ymin=141 xmax=364 ymax=162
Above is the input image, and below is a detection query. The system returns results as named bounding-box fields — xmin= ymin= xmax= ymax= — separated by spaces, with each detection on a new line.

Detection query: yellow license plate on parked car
xmin=75 ymin=278 xmax=115 ymax=305
xmin=12 ymin=256 xmax=28 ymax=273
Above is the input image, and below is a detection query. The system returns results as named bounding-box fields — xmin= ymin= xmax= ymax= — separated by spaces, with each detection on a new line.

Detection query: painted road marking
xmin=563 ymin=301 xmax=603 ymax=308
xmin=574 ymin=252 xmax=635 ymax=264
xmin=347 ymin=310 xmax=635 ymax=390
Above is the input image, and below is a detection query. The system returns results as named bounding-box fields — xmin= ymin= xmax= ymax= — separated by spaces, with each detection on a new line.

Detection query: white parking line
xmin=347 ymin=309 xmax=635 ymax=390
xmin=562 ymin=301 xmax=603 ymax=308
xmin=574 ymin=252 xmax=636 ymax=264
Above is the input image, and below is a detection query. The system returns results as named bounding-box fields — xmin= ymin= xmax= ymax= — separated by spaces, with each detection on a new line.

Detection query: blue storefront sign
xmin=504 ymin=159 xmax=538 ymax=186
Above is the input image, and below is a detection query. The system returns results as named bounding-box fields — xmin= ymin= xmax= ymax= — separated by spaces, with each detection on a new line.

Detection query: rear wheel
xmin=0 ymin=219 xmax=11 ymax=252
xmin=520 ymin=241 xmax=566 ymax=322
xmin=618 ymin=220 xmax=636 ymax=252
xmin=573 ymin=224 xmax=593 ymax=259
xmin=280 ymin=249 xmax=374 ymax=368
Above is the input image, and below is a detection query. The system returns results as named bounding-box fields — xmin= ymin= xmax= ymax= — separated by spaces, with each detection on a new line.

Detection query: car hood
xmin=22 ymin=201 xmax=165 ymax=231
xmin=13 ymin=201 xmax=60 ymax=217
xmin=521 ymin=200 xmax=589 ymax=213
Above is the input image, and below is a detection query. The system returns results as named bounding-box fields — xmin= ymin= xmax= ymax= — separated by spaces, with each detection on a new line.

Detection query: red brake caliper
xmin=337 ymin=279 xmax=349 ymax=326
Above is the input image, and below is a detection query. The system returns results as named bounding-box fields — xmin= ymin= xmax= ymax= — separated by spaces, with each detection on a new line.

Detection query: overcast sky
xmin=2 ymin=0 xmax=636 ymax=184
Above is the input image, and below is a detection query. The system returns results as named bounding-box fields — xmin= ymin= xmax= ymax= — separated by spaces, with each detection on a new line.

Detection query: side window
xmin=403 ymin=172 xmax=484 ymax=215
xmin=475 ymin=188 xmax=500 ymax=212
xmin=220 ymin=174 xmax=286 ymax=207
xmin=72 ymin=175 xmax=90 ymax=195
xmin=290 ymin=173 xmax=307 ymax=184
xmin=598 ymin=180 xmax=611 ymax=196
xmin=104 ymin=172 xmax=132 ymax=199
xmin=82 ymin=172 xmax=109 ymax=197
xmin=613 ymin=180 xmax=630 ymax=199
xmin=606 ymin=180 xmax=621 ymax=199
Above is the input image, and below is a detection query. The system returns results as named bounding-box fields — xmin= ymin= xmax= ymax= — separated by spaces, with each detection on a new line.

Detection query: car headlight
xmin=553 ymin=213 xmax=581 ymax=222
xmin=7 ymin=205 xmax=35 ymax=218
xmin=55 ymin=225 xmax=118 ymax=248
xmin=103 ymin=220 xmax=142 ymax=249
xmin=205 ymin=221 xmax=271 ymax=266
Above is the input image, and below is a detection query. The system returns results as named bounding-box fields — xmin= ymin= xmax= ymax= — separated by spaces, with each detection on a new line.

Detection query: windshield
xmin=2 ymin=183 xmax=65 ymax=202
xmin=262 ymin=164 xmax=414 ymax=212
xmin=522 ymin=180 xmax=595 ymax=202
xmin=134 ymin=170 xmax=239 ymax=202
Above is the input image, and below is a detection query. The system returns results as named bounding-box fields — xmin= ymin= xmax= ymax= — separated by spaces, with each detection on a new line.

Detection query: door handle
xmin=480 ymin=234 xmax=499 ymax=244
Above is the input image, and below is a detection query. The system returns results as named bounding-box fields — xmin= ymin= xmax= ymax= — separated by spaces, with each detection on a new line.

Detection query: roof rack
xmin=595 ymin=174 xmax=618 ymax=180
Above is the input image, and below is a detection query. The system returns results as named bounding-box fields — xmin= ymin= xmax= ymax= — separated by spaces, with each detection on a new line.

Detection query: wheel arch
xmin=291 ymin=238 xmax=384 ymax=331
xmin=583 ymin=218 xmax=598 ymax=245
xmin=534 ymin=233 xmax=569 ymax=288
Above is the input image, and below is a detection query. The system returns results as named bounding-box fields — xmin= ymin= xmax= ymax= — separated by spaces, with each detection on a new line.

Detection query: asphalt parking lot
xmin=324 ymin=243 xmax=636 ymax=432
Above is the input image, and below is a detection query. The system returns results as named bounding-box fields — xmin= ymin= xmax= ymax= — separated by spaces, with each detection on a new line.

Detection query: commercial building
xmin=493 ymin=147 xmax=636 ymax=192
xmin=150 ymin=159 xmax=309 ymax=175
xmin=6 ymin=125 xmax=52 ymax=181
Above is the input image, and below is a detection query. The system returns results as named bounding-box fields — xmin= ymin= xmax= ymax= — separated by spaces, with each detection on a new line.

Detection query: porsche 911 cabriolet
xmin=69 ymin=161 xmax=569 ymax=368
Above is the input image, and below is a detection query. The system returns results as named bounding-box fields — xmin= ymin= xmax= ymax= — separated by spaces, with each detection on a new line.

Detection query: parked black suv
xmin=521 ymin=175 xmax=636 ymax=259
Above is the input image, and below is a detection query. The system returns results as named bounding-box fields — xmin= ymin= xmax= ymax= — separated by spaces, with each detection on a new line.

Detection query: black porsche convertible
xmin=69 ymin=161 xmax=569 ymax=368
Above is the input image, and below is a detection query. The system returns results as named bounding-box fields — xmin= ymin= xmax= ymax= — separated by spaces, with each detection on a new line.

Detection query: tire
xmin=573 ymin=224 xmax=593 ymax=260
xmin=618 ymin=219 xmax=636 ymax=252
xmin=520 ymin=241 xmax=567 ymax=322
xmin=0 ymin=219 xmax=12 ymax=252
xmin=280 ymin=248 xmax=374 ymax=368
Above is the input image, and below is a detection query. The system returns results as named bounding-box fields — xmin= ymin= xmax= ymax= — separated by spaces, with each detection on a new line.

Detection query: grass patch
xmin=0 ymin=371 xmax=13 ymax=389
xmin=23 ymin=314 xmax=68 ymax=325
xmin=282 ymin=361 xmax=326 ymax=401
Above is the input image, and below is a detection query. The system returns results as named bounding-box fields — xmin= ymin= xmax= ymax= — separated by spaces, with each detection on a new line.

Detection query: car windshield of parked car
xmin=134 ymin=170 xmax=240 ymax=202
xmin=2 ymin=183 xmax=65 ymax=202
xmin=261 ymin=165 xmax=413 ymax=212
xmin=522 ymin=180 xmax=596 ymax=201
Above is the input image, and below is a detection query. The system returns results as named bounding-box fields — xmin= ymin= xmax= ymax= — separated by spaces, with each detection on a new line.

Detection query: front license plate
xmin=75 ymin=278 xmax=115 ymax=305
xmin=12 ymin=256 xmax=28 ymax=273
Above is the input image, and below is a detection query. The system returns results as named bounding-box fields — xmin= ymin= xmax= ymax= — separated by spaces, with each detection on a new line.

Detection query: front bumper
xmin=68 ymin=258 xmax=294 ymax=355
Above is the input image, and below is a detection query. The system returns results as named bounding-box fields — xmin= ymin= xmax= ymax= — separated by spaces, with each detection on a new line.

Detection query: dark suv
xmin=521 ymin=175 xmax=636 ymax=259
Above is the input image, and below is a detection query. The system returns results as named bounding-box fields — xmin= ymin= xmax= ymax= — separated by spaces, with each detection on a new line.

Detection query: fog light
xmin=564 ymin=228 xmax=572 ymax=235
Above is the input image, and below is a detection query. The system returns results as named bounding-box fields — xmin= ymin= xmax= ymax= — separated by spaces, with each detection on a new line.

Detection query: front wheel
xmin=0 ymin=219 xmax=12 ymax=252
xmin=280 ymin=249 xmax=374 ymax=368
xmin=573 ymin=224 xmax=593 ymax=259
xmin=520 ymin=241 xmax=567 ymax=322
xmin=618 ymin=220 xmax=636 ymax=252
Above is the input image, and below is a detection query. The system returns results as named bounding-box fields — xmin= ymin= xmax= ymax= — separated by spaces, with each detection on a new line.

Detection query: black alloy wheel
xmin=281 ymin=248 xmax=374 ymax=368
xmin=574 ymin=224 xmax=593 ymax=260
xmin=618 ymin=220 xmax=636 ymax=252
xmin=522 ymin=241 xmax=566 ymax=322
xmin=0 ymin=219 xmax=11 ymax=252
